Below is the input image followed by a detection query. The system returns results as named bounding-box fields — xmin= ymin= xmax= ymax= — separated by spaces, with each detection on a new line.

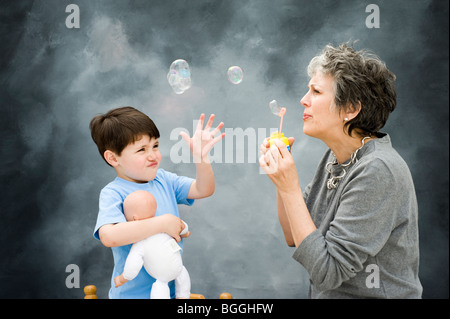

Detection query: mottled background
xmin=0 ymin=0 xmax=448 ymax=298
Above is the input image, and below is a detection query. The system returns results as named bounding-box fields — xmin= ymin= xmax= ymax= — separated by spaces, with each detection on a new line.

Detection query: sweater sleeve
xmin=292 ymin=158 xmax=399 ymax=291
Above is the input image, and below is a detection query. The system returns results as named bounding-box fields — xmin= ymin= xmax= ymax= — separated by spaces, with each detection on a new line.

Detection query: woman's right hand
xmin=259 ymin=137 xmax=271 ymax=157
xmin=259 ymin=136 xmax=295 ymax=177
xmin=259 ymin=136 xmax=300 ymax=194
xmin=259 ymin=136 xmax=295 ymax=156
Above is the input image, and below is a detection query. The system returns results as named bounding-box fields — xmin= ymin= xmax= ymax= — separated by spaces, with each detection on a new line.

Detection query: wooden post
xmin=84 ymin=285 xmax=98 ymax=299
xmin=219 ymin=292 xmax=233 ymax=299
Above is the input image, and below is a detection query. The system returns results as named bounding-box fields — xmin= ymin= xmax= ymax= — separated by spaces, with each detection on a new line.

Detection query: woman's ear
xmin=345 ymin=101 xmax=362 ymax=121
xmin=104 ymin=150 xmax=119 ymax=167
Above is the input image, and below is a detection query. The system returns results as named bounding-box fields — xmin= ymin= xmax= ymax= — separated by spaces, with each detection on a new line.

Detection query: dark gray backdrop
xmin=1 ymin=0 xmax=448 ymax=298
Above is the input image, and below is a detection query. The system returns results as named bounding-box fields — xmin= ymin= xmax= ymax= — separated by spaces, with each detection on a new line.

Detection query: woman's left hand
xmin=259 ymin=138 xmax=301 ymax=194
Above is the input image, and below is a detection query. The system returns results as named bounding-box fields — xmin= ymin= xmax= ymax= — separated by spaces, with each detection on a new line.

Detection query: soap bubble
xmin=269 ymin=100 xmax=282 ymax=116
xmin=227 ymin=66 xmax=244 ymax=84
xmin=167 ymin=59 xmax=192 ymax=94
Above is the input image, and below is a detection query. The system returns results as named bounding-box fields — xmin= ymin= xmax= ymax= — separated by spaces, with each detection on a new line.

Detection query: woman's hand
xmin=259 ymin=137 xmax=300 ymax=194
xmin=259 ymin=136 xmax=316 ymax=247
xmin=259 ymin=136 xmax=295 ymax=158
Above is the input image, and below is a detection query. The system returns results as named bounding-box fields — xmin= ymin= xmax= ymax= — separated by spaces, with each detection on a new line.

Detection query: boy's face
xmin=111 ymin=135 xmax=161 ymax=183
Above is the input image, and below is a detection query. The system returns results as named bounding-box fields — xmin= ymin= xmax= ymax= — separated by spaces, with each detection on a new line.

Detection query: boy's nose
xmin=147 ymin=152 xmax=157 ymax=160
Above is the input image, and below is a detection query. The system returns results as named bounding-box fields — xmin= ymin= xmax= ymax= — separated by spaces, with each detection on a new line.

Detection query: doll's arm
xmin=180 ymin=221 xmax=189 ymax=236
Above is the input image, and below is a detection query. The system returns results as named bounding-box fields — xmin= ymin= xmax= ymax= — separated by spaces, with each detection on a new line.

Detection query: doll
xmin=114 ymin=190 xmax=191 ymax=299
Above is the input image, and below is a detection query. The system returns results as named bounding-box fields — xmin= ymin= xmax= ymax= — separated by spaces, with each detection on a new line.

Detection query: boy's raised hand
xmin=180 ymin=114 xmax=225 ymax=163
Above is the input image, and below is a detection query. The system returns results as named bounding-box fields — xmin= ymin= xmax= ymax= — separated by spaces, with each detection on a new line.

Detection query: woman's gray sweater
xmin=293 ymin=134 xmax=422 ymax=298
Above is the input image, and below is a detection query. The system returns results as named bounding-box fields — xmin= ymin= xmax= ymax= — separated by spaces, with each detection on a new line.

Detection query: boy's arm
xmin=180 ymin=113 xmax=225 ymax=199
xmin=99 ymin=214 xmax=185 ymax=247
xmin=187 ymin=161 xmax=215 ymax=199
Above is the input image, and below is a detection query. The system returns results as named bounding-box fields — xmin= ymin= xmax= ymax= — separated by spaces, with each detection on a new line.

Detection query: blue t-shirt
xmin=93 ymin=169 xmax=195 ymax=299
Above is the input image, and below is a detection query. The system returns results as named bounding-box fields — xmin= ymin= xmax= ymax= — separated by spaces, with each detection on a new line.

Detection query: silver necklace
xmin=326 ymin=136 xmax=371 ymax=190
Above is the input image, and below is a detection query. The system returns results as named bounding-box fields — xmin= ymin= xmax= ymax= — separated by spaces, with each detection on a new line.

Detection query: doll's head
xmin=123 ymin=190 xmax=157 ymax=221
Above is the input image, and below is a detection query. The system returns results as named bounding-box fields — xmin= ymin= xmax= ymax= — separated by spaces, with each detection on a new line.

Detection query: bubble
xmin=269 ymin=100 xmax=282 ymax=116
xmin=167 ymin=59 xmax=192 ymax=94
xmin=227 ymin=66 xmax=244 ymax=84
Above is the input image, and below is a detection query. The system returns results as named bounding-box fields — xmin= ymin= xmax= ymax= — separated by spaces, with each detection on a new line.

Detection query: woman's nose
xmin=300 ymin=93 xmax=310 ymax=108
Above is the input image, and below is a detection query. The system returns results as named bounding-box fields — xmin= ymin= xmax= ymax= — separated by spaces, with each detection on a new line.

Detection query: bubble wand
xmin=269 ymin=100 xmax=290 ymax=152
xmin=278 ymin=107 xmax=286 ymax=136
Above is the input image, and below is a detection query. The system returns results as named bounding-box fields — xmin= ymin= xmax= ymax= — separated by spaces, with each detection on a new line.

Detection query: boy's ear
xmin=104 ymin=150 xmax=119 ymax=167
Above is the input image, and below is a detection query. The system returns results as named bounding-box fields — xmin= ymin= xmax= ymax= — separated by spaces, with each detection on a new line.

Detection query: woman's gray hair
xmin=308 ymin=43 xmax=397 ymax=137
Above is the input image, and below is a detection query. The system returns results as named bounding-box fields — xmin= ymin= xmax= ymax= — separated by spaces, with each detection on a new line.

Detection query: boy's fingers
xmin=179 ymin=131 xmax=191 ymax=144
xmin=196 ymin=114 xmax=205 ymax=131
xmin=201 ymin=133 xmax=225 ymax=157
xmin=204 ymin=114 xmax=215 ymax=131
xmin=206 ymin=132 xmax=225 ymax=148
xmin=210 ymin=122 xmax=224 ymax=137
xmin=212 ymin=132 xmax=226 ymax=144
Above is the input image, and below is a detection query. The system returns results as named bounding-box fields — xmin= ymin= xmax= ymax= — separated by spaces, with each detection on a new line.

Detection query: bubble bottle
xmin=269 ymin=132 xmax=290 ymax=152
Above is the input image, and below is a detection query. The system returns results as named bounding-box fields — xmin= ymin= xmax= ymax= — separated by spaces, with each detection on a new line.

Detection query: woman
xmin=259 ymin=44 xmax=422 ymax=298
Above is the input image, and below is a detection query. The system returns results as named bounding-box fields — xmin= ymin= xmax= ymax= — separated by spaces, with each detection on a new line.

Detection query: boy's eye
xmin=137 ymin=148 xmax=145 ymax=152
xmin=153 ymin=144 xmax=159 ymax=149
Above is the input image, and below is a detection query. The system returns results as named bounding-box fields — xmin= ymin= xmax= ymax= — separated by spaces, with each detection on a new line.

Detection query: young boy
xmin=89 ymin=106 xmax=224 ymax=298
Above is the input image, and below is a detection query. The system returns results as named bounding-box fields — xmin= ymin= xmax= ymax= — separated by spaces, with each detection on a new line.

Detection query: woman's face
xmin=300 ymin=71 xmax=345 ymax=141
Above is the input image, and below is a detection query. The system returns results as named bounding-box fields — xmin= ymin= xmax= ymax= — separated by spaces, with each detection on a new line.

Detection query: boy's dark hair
xmin=89 ymin=106 xmax=160 ymax=166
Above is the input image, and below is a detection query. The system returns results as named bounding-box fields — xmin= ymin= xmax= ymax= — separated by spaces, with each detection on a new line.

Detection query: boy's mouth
xmin=148 ymin=162 xmax=158 ymax=168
